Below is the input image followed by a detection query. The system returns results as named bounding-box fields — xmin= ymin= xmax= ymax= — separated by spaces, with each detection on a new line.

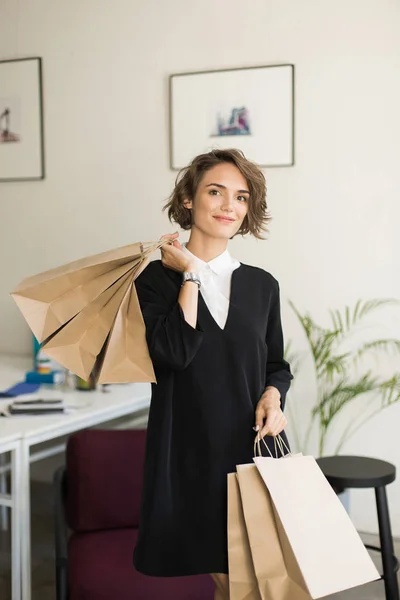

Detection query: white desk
xmin=0 ymin=355 xmax=151 ymax=600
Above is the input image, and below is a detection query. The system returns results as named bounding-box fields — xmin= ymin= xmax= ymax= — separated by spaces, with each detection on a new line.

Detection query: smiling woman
xmin=164 ymin=148 xmax=270 ymax=239
xmin=132 ymin=148 xmax=292 ymax=600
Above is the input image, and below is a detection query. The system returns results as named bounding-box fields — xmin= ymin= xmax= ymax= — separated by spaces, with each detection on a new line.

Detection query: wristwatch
xmin=182 ymin=271 xmax=201 ymax=289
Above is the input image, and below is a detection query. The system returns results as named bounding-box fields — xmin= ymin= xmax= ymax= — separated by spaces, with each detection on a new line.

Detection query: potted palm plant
xmin=286 ymin=299 xmax=400 ymax=457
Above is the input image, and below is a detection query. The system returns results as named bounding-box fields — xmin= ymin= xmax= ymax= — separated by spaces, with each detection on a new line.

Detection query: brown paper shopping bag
xmin=11 ymin=239 xmax=167 ymax=383
xmin=228 ymin=473 xmax=261 ymax=600
xmin=253 ymin=454 xmax=380 ymax=598
xmin=42 ymin=269 xmax=133 ymax=381
xmin=236 ymin=463 xmax=312 ymax=600
xmin=12 ymin=242 xmax=150 ymax=342
xmin=96 ymin=280 xmax=156 ymax=383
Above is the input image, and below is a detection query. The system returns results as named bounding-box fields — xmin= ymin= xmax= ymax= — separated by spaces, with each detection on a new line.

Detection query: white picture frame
xmin=0 ymin=57 xmax=45 ymax=182
xmin=169 ymin=64 xmax=295 ymax=170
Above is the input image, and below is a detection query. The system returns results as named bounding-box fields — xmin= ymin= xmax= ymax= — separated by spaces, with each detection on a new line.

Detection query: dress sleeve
xmin=135 ymin=265 xmax=204 ymax=372
xmin=265 ymin=281 xmax=293 ymax=410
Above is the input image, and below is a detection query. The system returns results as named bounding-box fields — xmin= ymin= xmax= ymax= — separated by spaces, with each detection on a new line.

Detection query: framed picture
xmin=169 ymin=64 xmax=294 ymax=170
xmin=0 ymin=57 xmax=45 ymax=182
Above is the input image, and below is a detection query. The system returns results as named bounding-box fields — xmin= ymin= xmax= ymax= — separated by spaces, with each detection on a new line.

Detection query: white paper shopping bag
xmin=253 ymin=454 xmax=380 ymax=598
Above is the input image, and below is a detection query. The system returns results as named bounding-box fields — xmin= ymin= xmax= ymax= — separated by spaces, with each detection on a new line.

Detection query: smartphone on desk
xmin=12 ymin=398 xmax=63 ymax=405
xmin=9 ymin=398 xmax=65 ymax=415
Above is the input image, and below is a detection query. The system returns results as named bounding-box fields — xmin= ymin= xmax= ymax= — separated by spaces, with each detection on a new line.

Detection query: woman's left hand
xmin=254 ymin=387 xmax=287 ymax=438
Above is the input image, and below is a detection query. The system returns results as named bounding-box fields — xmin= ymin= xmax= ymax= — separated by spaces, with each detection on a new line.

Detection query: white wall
xmin=1 ymin=0 xmax=400 ymax=534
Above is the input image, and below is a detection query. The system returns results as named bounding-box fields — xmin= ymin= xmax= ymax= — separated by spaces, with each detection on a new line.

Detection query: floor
xmin=0 ymin=480 xmax=399 ymax=600
xmin=0 ymin=480 xmax=55 ymax=600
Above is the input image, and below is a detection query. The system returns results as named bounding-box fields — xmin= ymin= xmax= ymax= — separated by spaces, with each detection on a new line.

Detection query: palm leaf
xmin=288 ymin=297 xmax=400 ymax=454
xmin=329 ymin=308 xmax=344 ymax=333
xmin=290 ymin=301 xmax=342 ymax=371
xmin=352 ymin=299 xmax=362 ymax=323
xmin=345 ymin=305 xmax=351 ymax=330
xmin=334 ymin=374 xmax=400 ymax=453
xmin=353 ymin=339 xmax=400 ymax=364
xmin=288 ymin=301 xmax=322 ymax=364
xmin=319 ymin=352 xmax=350 ymax=381
xmin=380 ymin=374 xmax=400 ymax=407
xmin=313 ymin=331 xmax=341 ymax=373
xmin=329 ymin=299 xmax=400 ymax=336
xmin=357 ymin=299 xmax=400 ymax=321
xmin=314 ymin=374 xmax=378 ymax=423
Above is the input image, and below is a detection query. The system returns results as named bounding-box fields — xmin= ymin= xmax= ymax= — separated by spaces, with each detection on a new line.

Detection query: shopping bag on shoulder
xmin=11 ymin=239 xmax=167 ymax=383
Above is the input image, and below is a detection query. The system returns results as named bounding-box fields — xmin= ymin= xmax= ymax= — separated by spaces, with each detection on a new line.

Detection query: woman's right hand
xmin=160 ymin=233 xmax=196 ymax=273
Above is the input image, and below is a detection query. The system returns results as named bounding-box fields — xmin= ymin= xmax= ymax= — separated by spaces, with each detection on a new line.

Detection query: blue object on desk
xmin=0 ymin=382 xmax=41 ymax=397
xmin=25 ymin=370 xmax=63 ymax=384
xmin=33 ymin=335 xmax=41 ymax=370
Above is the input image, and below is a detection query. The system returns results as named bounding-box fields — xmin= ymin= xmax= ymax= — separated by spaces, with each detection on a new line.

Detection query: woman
xmin=133 ymin=148 xmax=293 ymax=599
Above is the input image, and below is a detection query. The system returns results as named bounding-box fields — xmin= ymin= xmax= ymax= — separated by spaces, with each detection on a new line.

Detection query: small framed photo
xmin=0 ymin=57 xmax=45 ymax=182
xmin=169 ymin=64 xmax=294 ymax=170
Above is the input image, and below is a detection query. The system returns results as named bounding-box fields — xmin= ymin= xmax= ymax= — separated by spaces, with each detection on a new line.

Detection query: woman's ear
xmin=183 ymin=199 xmax=193 ymax=210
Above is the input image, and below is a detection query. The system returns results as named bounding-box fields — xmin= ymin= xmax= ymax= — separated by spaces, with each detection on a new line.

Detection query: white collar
xmin=182 ymin=243 xmax=240 ymax=275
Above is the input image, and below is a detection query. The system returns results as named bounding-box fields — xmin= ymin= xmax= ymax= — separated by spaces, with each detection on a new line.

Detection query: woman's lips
xmin=213 ymin=216 xmax=235 ymax=223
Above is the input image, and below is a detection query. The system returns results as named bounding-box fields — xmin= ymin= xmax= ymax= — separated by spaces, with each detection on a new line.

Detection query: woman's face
xmin=185 ymin=162 xmax=249 ymax=239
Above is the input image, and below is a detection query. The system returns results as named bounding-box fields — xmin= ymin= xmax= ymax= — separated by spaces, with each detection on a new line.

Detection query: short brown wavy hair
xmin=163 ymin=149 xmax=270 ymax=239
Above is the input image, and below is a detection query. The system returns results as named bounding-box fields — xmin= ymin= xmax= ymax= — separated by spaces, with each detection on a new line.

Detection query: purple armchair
xmin=54 ymin=429 xmax=214 ymax=600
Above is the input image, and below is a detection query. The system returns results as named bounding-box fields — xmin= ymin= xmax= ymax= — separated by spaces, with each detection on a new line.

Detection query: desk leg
xmin=11 ymin=443 xmax=22 ymax=600
xmin=0 ymin=453 xmax=9 ymax=531
xmin=20 ymin=442 xmax=31 ymax=600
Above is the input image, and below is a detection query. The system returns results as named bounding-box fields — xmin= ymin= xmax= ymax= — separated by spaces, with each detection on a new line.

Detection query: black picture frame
xmin=0 ymin=56 xmax=45 ymax=182
xmin=169 ymin=64 xmax=295 ymax=170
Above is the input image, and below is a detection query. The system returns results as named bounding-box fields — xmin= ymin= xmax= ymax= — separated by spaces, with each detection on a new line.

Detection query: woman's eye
xmin=237 ymin=195 xmax=248 ymax=202
xmin=209 ymin=189 xmax=220 ymax=196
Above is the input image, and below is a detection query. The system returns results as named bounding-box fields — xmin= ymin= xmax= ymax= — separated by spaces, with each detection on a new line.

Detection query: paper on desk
xmin=11 ymin=240 xmax=167 ymax=384
xmin=0 ymin=382 xmax=40 ymax=397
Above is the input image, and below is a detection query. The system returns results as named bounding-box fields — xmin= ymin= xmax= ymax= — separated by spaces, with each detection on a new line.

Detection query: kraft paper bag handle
xmin=275 ymin=435 xmax=291 ymax=456
xmin=131 ymin=239 xmax=171 ymax=272
xmin=253 ymin=434 xmax=291 ymax=459
xmin=140 ymin=237 xmax=178 ymax=254
xmin=139 ymin=239 xmax=168 ymax=257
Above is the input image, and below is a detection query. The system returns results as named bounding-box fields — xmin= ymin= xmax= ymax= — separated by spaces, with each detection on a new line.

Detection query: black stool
xmin=317 ymin=456 xmax=399 ymax=600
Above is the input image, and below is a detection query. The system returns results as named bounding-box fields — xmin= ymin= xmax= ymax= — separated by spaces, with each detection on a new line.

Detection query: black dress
xmin=133 ymin=259 xmax=293 ymax=577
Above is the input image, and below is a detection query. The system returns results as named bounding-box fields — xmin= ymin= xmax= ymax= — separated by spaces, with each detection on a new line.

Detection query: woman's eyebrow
xmin=205 ymin=183 xmax=250 ymax=194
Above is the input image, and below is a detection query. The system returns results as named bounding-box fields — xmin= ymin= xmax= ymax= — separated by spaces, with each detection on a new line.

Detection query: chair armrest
xmin=53 ymin=466 xmax=69 ymax=600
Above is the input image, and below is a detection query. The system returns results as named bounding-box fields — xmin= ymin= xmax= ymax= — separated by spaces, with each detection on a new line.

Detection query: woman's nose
xmin=221 ymin=195 xmax=234 ymax=211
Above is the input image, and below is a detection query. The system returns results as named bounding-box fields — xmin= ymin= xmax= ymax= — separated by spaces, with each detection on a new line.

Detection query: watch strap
xmin=182 ymin=271 xmax=201 ymax=289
